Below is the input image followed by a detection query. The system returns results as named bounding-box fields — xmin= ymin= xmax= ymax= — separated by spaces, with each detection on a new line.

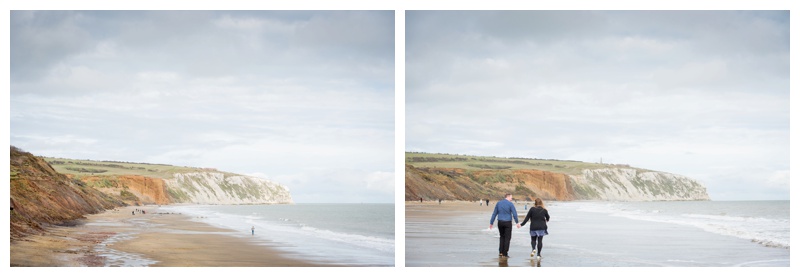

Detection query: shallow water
xmin=86 ymin=216 xmax=160 ymax=266
xmin=161 ymin=203 xmax=395 ymax=266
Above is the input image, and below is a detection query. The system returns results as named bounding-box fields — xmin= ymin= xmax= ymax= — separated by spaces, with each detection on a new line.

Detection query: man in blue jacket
xmin=489 ymin=193 xmax=520 ymax=258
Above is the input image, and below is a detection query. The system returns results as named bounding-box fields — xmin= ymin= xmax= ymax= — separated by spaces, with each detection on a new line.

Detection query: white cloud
xmin=136 ymin=71 xmax=181 ymax=82
xmin=15 ymin=134 xmax=98 ymax=147
xmin=765 ymin=170 xmax=790 ymax=190
xmin=365 ymin=171 xmax=395 ymax=194
xmin=214 ymin=15 xmax=292 ymax=33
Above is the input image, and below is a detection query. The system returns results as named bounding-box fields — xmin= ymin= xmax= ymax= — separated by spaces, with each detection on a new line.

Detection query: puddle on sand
xmin=94 ymin=232 xmax=158 ymax=267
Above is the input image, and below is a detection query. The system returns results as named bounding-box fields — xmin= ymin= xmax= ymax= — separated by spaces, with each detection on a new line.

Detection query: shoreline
xmin=10 ymin=205 xmax=330 ymax=267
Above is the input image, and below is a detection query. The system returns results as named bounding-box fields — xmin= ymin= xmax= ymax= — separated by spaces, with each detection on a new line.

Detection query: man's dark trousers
xmin=497 ymin=220 xmax=513 ymax=256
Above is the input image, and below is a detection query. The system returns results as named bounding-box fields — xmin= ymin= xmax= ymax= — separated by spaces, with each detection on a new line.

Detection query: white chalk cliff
xmin=569 ymin=168 xmax=710 ymax=201
xmin=164 ymin=172 xmax=293 ymax=204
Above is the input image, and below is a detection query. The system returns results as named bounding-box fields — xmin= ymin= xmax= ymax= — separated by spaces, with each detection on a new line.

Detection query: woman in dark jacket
xmin=520 ymin=198 xmax=550 ymax=260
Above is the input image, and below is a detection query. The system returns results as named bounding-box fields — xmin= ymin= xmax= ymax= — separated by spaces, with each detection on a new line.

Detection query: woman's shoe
xmin=531 ymin=249 xmax=537 ymax=257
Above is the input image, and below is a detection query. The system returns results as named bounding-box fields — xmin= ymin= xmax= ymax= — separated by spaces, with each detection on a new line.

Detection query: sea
xmin=161 ymin=203 xmax=395 ymax=266
xmin=405 ymin=200 xmax=790 ymax=267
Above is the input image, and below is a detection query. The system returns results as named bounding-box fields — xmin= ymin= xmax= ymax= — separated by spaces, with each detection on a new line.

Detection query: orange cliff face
xmin=405 ymin=165 xmax=575 ymax=201
xmin=510 ymin=170 xmax=574 ymax=201
xmin=80 ymin=175 xmax=172 ymax=205
xmin=465 ymin=169 xmax=574 ymax=201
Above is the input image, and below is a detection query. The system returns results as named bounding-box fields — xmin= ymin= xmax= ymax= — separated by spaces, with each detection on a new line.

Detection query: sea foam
xmin=574 ymin=201 xmax=789 ymax=249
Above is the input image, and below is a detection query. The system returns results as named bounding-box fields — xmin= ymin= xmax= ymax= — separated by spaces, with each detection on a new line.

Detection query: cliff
xmin=77 ymin=172 xmax=293 ymax=205
xmin=10 ymin=147 xmax=125 ymax=239
xmin=10 ymin=147 xmax=294 ymax=240
xmin=163 ymin=172 xmax=293 ymax=204
xmin=405 ymin=165 xmax=575 ymax=201
xmin=80 ymin=175 xmax=171 ymax=205
xmin=570 ymin=168 xmax=710 ymax=201
xmin=405 ymin=152 xmax=710 ymax=202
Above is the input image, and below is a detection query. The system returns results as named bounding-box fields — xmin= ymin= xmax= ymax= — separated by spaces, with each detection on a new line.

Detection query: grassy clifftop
xmin=43 ymin=157 xmax=219 ymax=179
xmin=406 ymin=152 xmax=635 ymax=175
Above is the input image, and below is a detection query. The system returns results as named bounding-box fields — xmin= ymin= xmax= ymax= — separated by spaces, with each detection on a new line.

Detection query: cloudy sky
xmin=9 ymin=10 xmax=395 ymax=203
xmin=406 ymin=11 xmax=789 ymax=201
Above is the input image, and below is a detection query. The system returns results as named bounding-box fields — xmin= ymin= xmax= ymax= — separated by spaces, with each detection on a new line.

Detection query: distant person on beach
xmin=489 ymin=193 xmax=520 ymax=258
xmin=486 ymin=199 xmax=489 ymax=206
xmin=251 ymin=226 xmax=255 ymax=235
xmin=521 ymin=198 xmax=550 ymax=260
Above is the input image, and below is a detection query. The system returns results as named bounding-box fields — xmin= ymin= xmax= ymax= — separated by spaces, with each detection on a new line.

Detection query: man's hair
xmin=504 ymin=193 xmax=512 ymax=198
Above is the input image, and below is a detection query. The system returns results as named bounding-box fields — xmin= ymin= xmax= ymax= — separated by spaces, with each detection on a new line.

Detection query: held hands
xmin=488 ymin=224 xmax=521 ymax=229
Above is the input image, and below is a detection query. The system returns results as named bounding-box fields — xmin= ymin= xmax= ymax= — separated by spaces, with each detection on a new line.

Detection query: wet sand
xmin=10 ymin=205 xmax=326 ymax=267
xmin=406 ymin=200 xmax=791 ymax=268
xmin=406 ymin=200 xmax=518 ymax=267
xmin=406 ymin=200 xmax=491 ymax=215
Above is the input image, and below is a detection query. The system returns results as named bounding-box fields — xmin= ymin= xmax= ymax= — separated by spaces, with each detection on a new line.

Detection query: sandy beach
xmin=10 ymin=205 xmax=327 ymax=267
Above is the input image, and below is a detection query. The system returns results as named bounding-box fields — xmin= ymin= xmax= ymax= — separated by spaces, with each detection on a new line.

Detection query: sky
xmin=2 ymin=5 xmax=795 ymax=206
xmin=9 ymin=10 xmax=395 ymax=203
xmin=406 ymin=11 xmax=790 ymax=201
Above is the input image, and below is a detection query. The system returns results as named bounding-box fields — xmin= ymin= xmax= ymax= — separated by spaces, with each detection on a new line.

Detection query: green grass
xmin=406 ymin=152 xmax=632 ymax=175
xmin=10 ymin=168 xmax=19 ymax=180
xmin=119 ymin=190 xmax=140 ymax=202
xmin=43 ymin=157 xmax=218 ymax=179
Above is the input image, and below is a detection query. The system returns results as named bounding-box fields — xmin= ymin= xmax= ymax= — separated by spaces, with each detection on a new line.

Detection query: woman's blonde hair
xmin=534 ymin=198 xmax=546 ymax=209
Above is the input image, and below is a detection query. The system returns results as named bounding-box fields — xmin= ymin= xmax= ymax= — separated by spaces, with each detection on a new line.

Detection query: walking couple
xmin=489 ymin=193 xmax=550 ymax=260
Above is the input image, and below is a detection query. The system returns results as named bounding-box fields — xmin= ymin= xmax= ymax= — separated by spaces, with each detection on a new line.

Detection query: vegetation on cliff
xmin=164 ymin=172 xmax=293 ymax=204
xmin=406 ymin=152 xmax=629 ymax=175
xmin=569 ymin=168 xmax=710 ymax=201
xmin=43 ymin=157 xmax=216 ymax=179
xmin=406 ymin=165 xmax=573 ymax=202
xmin=10 ymin=146 xmax=125 ymax=239
xmin=80 ymin=175 xmax=171 ymax=205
